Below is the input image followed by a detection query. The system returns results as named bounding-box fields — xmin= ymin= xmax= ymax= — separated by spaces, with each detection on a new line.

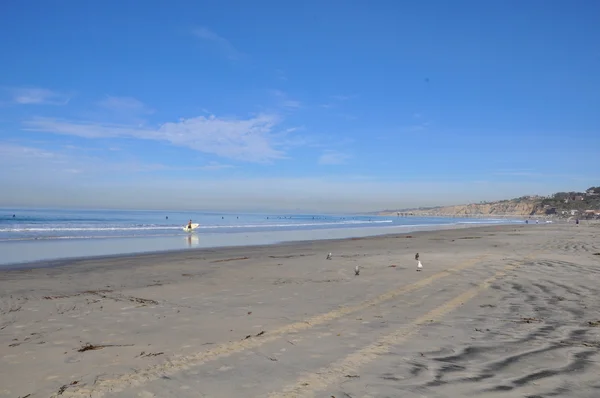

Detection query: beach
xmin=1 ymin=222 xmax=599 ymax=397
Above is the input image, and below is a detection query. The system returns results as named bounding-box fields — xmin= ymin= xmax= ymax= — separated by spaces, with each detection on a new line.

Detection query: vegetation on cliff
xmin=379 ymin=187 xmax=600 ymax=218
xmin=539 ymin=187 xmax=600 ymax=216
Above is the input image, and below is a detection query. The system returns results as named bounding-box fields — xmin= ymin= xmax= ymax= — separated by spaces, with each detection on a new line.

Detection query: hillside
xmin=378 ymin=187 xmax=600 ymax=218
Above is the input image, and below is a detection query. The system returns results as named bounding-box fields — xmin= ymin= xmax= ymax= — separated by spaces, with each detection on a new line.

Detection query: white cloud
xmin=9 ymin=87 xmax=70 ymax=105
xmin=22 ymin=113 xmax=287 ymax=163
xmin=192 ymin=27 xmax=242 ymax=60
xmin=97 ymin=96 xmax=153 ymax=114
xmin=319 ymin=150 xmax=351 ymax=165
xmin=23 ymin=118 xmax=143 ymax=138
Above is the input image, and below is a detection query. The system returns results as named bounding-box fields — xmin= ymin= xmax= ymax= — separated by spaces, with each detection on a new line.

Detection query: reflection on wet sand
xmin=186 ymin=234 xmax=199 ymax=247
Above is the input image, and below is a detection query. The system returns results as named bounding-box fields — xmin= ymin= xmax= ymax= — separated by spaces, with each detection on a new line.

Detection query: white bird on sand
xmin=355 ymin=265 xmax=360 ymax=276
xmin=326 ymin=252 xmax=332 ymax=260
xmin=416 ymin=260 xmax=423 ymax=271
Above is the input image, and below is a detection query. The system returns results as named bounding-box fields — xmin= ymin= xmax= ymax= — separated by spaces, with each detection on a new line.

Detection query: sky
xmin=1 ymin=0 xmax=599 ymax=212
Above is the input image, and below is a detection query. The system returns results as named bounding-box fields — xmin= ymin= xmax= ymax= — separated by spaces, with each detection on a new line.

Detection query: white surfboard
xmin=183 ymin=223 xmax=200 ymax=232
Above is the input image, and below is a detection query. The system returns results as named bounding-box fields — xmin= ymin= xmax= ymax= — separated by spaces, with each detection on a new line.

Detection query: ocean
xmin=0 ymin=208 xmax=522 ymax=268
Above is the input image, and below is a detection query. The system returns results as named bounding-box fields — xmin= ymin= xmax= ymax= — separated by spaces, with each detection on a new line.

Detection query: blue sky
xmin=1 ymin=0 xmax=599 ymax=212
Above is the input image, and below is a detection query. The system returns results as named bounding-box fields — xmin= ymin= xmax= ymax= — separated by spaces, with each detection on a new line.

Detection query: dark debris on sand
xmin=138 ymin=351 xmax=164 ymax=358
xmin=519 ymin=317 xmax=542 ymax=323
xmin=211 ymin=256 xmax=249 ymax=263
xmin=244 ymin=330 xmax=266 ymax=340
xmin=77 ymin=343 xmax=134 ymax=352
xmin=56 ymin=380 xmax=78 ymax=395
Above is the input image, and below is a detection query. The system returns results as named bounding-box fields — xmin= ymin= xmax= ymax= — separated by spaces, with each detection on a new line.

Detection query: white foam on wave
xmin=0 ymin=232 xmax=182 ymax=242
xmin=0 ymin=219 xmax=393 ymax=233
xmin=456 ymin=219 xmax=522 ymax=224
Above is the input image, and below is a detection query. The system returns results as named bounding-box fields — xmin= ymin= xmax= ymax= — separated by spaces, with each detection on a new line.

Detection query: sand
xmin=1 ymin=222 xmax=599 ymax=397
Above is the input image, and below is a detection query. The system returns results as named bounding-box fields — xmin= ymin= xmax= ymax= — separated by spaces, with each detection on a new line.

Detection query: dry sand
xmin=1 ymin=223 xmax=600 ymax=398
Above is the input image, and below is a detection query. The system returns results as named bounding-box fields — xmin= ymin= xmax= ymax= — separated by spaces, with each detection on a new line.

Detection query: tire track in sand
xmin=56 ymin=254 xmax=491 ymax=397
xmin=266 ymin=253 xmax=539 ymax=398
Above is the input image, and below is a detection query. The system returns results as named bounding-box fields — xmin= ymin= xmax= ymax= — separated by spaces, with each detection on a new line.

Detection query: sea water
xmin=0 ymin=208 xmax=522 ymax=268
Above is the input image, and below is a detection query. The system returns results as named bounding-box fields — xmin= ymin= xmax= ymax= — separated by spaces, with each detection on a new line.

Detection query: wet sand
xmin=1 ymin=222 xmax=599 ymax=397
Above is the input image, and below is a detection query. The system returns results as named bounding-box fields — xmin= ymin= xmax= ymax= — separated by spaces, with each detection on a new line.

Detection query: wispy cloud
xmin=97 ymin=96 xmax=153 ymax=114
xmin=318 ymin=150 xmax=351 ymax=165
xmin=269 ymin=89 xmax=302 ymax=109
xmin=23 ymin=113 xmax=289 ymax=163
xmin=491 ymin=170 xmax=589 ymax=182
xmin=281 ymin=99 xmax=301 ymax=109
xmin=0 ymin=143 xmax=58 ymax=160
xmin=493 ymin=171 xmax=541 ymax=177
xmin=8 ymin=87 xmax=71 ymax=105
xmin=492 ymin=169 xmax=545 ymax=178
xmin=0 ymin=143 xmax=88 ymax=177
xmin=1 ymin=146 xmax=593 ymax=212
xmin=320 ymin=94 xmax=358 ymax=109
xmin=200 ymin=161 xmax=234 ymax=170
xmin=0 ymin=143 xmax=235 ymax=178
xmin=192 ymin=27 xmax=242 ymax=60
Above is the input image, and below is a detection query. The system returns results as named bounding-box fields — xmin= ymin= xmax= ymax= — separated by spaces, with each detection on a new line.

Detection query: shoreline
xmin=0 ymin=221 xmax=522 ymax=271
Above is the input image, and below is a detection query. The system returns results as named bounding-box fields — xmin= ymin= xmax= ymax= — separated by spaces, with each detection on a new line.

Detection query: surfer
xmin=187 ymin=220 xmax=192 ymax=229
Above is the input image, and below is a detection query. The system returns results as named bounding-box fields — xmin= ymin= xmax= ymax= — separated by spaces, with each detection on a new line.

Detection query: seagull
xmin=355 ymin=265 xmax=360 ymax=276
xmin=416 ymin=260 xmax=423 ymax=271
xmin=326 ymin=252 xmax=332 ymax=260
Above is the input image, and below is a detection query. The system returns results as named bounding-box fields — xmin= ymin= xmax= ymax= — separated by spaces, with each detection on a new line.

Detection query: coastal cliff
xmin=379 ymin=198 xmax=542 ymax=217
